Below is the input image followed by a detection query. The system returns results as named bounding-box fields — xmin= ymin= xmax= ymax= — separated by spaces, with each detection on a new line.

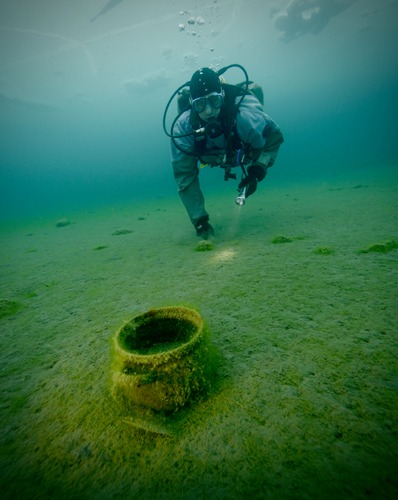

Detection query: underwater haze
xmin=0 ymin=0 xmax=397 ymax=220
xmin=1 ymin=2 xmax=398 ymax=499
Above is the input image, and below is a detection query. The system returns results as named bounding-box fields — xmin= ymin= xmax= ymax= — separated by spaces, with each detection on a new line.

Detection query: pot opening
xmin=119 ymin=316 xmax=197 ymax=355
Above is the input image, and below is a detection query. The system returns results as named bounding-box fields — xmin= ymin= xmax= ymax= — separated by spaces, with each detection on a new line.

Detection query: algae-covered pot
xmin=112 ymin=306 xmax=211 ymax=413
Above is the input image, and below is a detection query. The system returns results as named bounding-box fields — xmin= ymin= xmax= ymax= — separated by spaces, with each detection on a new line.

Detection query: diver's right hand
xmin=238 ymin=164 xmax=265 ymax=196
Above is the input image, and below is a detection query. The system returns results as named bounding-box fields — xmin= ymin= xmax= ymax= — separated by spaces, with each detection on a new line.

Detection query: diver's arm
xmin=237 ymin=95 xmax=284 ymax=171
xmin=251 ymin=128 xmax=285 ymax=170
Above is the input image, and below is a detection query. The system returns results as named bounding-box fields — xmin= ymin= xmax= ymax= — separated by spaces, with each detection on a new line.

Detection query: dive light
xmin=235 ymin=186 xmax=247 ymax=206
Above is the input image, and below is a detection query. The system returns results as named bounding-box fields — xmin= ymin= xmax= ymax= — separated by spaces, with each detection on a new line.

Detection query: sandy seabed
xmin=1 ymin=168 xmax=397 ymax=499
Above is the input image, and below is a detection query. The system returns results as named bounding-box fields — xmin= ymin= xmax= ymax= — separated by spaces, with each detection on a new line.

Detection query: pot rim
xmin=114 ymin=306 xmax=204 ymax=365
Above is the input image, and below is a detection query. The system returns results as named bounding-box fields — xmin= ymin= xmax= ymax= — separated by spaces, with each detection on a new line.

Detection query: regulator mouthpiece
xmin=235 ymin=187 xmax=247 ymax=206
xmin=194 ymin=119 xmax=223 ymax=139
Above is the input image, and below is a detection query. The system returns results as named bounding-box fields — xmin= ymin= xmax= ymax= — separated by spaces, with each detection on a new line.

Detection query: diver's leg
xmin=172 ymin=158 xmax=209 ymax=226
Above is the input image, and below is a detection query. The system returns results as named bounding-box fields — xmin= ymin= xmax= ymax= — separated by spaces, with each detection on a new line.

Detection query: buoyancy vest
xmin=191 ymin=82 xmax=264 ymax=164
xmin=175 ymin=81 xmax=264 ymax=163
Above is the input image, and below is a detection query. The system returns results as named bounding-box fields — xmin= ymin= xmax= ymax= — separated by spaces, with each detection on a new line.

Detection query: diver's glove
xmin=238 ymin=164 xmax=266 ymax=197
xmin=195 ymin=216 xmax=215 ymax=240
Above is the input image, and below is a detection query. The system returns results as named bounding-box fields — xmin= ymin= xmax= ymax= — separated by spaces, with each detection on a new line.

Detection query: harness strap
xmin=191 ymin=83 xmax=247 ymax=159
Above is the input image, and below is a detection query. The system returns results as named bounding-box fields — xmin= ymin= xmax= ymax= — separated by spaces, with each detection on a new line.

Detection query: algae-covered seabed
xmin=1 ymin=169 xmax=397 ymax=499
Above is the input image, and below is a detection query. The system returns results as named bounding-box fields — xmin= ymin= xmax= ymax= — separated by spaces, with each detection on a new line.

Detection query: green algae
xmin=112 ymin=228 xmax=133 ymax=235
xmin=195 ymin=240 xmax=214 ymax=252
xmin=271 ymin=235 xmax=306 ymax=244
xmin=313 ymin=246 xmax=335 ymax=255
xmin=271 ymin=235 xmax=293 ymax=244
xmin=55 ymin=218 xmax=71 ymax=227
xmin=358 ymin=240 xmax=398 ymax=254
xmin=0 ymin=298 xmax=22 ymax=318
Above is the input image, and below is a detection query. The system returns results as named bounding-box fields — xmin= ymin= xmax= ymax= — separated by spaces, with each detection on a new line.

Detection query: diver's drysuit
xmin=171 ymin=84 xmax=284 ymax=228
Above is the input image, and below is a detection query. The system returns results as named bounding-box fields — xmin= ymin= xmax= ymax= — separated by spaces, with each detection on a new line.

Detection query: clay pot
xmin=112 ymin=306 xmax=211 ymax=413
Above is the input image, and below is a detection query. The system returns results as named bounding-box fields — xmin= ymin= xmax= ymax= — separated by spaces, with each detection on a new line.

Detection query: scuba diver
xmin=163 ymin=64 xmax=284 ymax=239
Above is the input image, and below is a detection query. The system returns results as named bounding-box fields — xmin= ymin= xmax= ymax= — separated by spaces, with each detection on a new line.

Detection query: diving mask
xmin=191 ymin=92 xmax=224 ymax=113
